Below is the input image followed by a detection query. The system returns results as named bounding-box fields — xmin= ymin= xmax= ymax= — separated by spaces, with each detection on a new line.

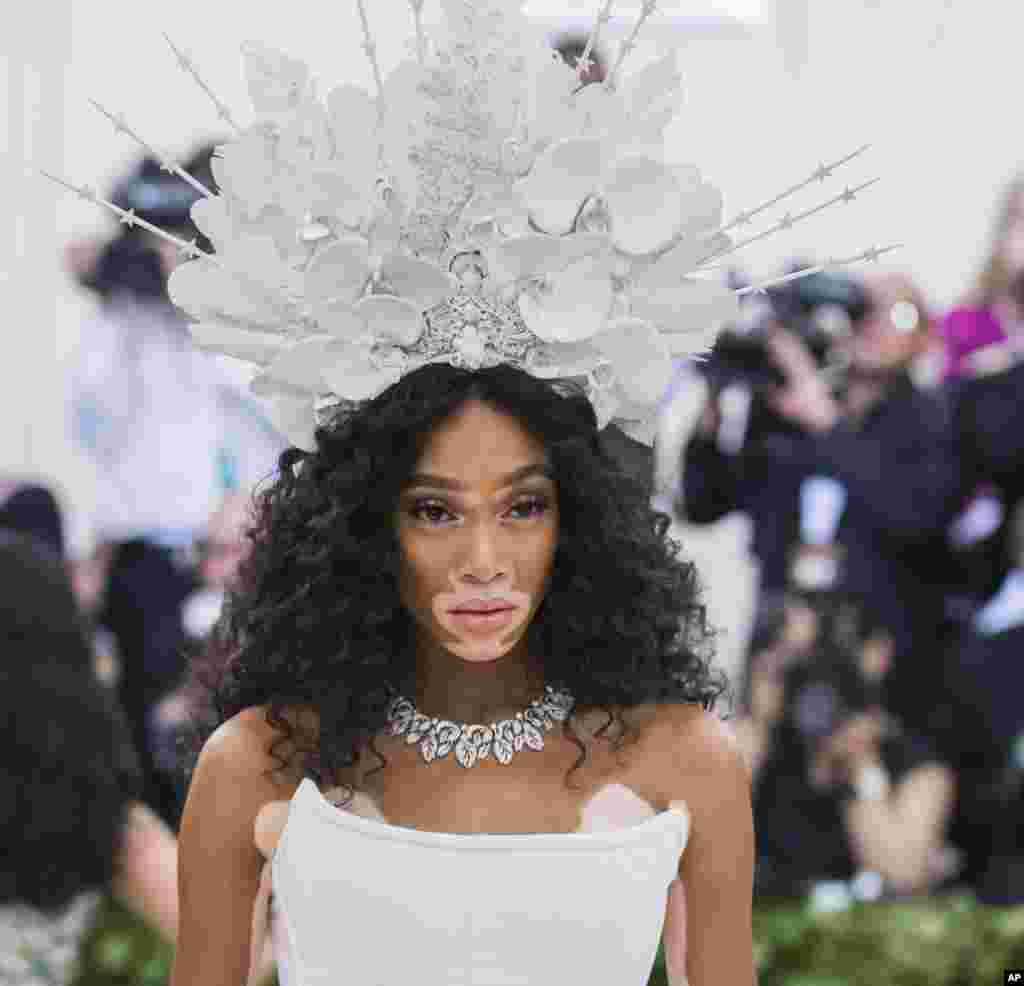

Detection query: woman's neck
xmin=401 ymin=645 xmax=550 ymax=725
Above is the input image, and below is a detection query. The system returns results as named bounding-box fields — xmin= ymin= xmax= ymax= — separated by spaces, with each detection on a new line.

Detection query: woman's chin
xmin=441 ymin=628 xmax=526 ymax=663
xmin=445 ymin=640 xmax=515 ymax=662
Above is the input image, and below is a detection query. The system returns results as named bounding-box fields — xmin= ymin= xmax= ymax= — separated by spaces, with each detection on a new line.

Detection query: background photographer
xmin=64 ymin=144 xmax=286 ymax=830
xmin=945 ymin=352 xmax=1024 ymax=904
xmin=679 ymin=268 xmax=963 ymax=755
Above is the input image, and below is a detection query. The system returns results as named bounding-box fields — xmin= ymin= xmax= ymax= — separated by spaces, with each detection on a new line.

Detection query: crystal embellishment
xmin=385 ymin=684 xmax=576 ymax=768
xmin=415 ymin=293 xmax=542 ymax=372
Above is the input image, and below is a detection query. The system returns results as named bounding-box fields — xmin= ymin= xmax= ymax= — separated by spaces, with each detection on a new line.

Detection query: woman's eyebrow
xmin=404 ymin=463 xmax=553 ymax=491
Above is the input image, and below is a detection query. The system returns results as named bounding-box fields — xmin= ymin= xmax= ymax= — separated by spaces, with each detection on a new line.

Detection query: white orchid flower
xmin=588 ymin=317 xmax=674 ymax=407
xmin=303 ymin=235 xmax=454 ymax=340
xmin=207 ymin=117 xmax=358 ymax=243
xmin=518 ymin=251 xmax=617 ymax=343
xmin=190 ymin=193 xmax=306 ymax=268
xmin=209 ymin=126 xmax=280 ymax=223
xmin=167 ymin=234 xmax=296 ymax=329
xmin=246 ymin=336 xmax=327 ymax=453
xmin=460 ymin=176 xmax=530 ymax=240
xmin=266 ymin=391 xmax=319 ymax=452
xmin=227 ymin=44 xmax=429 ymax=240
xmin=482 ymin=232 xmax=609 ymax=286
xmin=189 ymin=323 xmax=289 ymax=367
xmin=322 ymin=83 xmax=382 ymax=227
xmin=572 ymin=52 xmax=685 ymax=153
xmin=252 ymin=337 xmax=341 ymax=396
xmin=628 ymin=261 xmax=739 ymax=357
xmin=240 ymin=41 xmax=311 ymax=117
xmin=251 ymin=333 xmax=404 ymax=447
xmin=277 ymin=87 xmax=332 ymax=166
xmin=524 ymin=136 xmax=722 ymax=258
xmin=479 ymin=233 xmax=615 ymax=343
xmin=524 ymin=51 xmax=582 ymax=150
xmin=253 ymin=334 xmax=398 ymax=401
xmin=321 ymin=61 xmax=436 ymax=227
xmin=521 ymin=51 xmax=721 ymax=258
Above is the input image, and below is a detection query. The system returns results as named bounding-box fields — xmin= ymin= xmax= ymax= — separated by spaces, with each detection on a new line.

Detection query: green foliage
xmin=69 ymin=897 xmax=173 ymax=986
xmin=745 ymin=896 xmax=1024 ymax=986
xmin=69 ymin=893 xmax=1024 ymax=986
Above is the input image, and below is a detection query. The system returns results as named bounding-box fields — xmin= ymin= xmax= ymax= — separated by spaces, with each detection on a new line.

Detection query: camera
xmin=700 ymin=269 xmax=869 ymax=445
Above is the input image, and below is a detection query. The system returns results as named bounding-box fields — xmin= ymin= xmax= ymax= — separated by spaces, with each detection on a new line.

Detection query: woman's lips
xmin=450 ymin=604 xmax=515 ymax=614
xmin=447 ymin=607 xmax=519 ymax=631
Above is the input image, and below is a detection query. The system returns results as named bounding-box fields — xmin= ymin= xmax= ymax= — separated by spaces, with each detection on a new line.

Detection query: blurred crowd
xmin=2 ymin=143 xmax=285 ymax=983
xmin=671 ymin=174 xmax=1024 ymax=909
xmin=2 ymin=131 xmax=1024 ymax=983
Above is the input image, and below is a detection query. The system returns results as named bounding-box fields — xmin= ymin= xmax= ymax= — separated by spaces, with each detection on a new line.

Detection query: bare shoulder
xmin=654 ymin=702 xmax=757 ymax=984
xmin=653 ymin=702 xmax=749 ymax=778
xmin=172 ymin=705 xmax=310 ymax=985
xmin=216 ymin=704 xmax=317 ymax=789
xmin=635 ymin=702 xmax=753 ymax=816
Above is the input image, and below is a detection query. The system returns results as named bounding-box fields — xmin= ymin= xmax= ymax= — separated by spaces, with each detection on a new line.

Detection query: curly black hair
xmin=0 ymin=531 xmax=143 ymax=916
xmin=180 ymin=362 xmax=731 ymax=806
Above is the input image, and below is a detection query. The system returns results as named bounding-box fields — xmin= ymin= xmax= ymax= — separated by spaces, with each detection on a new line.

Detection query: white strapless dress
xmin=269 ymin=778 xmax=689 ymax=986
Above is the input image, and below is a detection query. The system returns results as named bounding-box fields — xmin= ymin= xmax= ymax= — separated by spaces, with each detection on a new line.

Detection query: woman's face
xmin=394 ymin=400 xmax=560 ymax=664
xmin=843 ymin=274 xmax=926 ymax=373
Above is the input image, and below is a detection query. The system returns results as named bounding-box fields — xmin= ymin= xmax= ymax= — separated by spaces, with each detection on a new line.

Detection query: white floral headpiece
xmin=42 ymin=0 xmax=900 ymax=451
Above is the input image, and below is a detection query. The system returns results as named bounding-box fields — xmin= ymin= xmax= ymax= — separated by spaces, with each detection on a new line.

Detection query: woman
xmin=0 ymin=532 xmax=179 ymax=983
xmin=172 ymin=362 xmax=753 ymax=986
xmin=941 ymin=172 xmax=1024 ymax=380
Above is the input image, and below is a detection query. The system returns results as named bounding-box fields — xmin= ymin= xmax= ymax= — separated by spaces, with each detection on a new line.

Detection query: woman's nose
xmin=458 ymin=519 xmax=508 ymax=578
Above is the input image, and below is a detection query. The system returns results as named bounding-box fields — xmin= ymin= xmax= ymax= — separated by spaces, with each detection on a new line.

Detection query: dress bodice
xmin=269 ymin=777 xmax=689 ymax=986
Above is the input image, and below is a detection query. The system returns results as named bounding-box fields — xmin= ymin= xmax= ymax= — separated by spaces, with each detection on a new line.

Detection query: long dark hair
xmin=180 ymin=362 xmax=730 ymax=804
xmin=0 ymin=532 xmax=143 ymax=915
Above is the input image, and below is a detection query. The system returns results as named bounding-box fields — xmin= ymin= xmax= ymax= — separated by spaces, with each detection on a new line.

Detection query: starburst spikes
xmin=38 ymin=169 xmax=208 ymax=256
xmin=696 ymin=177 xmax=882 ymax=267
xmin=734 ymin=243 xmax=904 ymax=297
xmin=605 ymin=0 xmax=659 ymax=91
xmin=36 ymin=168 xmax=294 ymax=316
xmin=856 ymin=243 xmax=903 ymax=264
xmin=356 ymin=0 xmax=386 ymax=121
xmin=714 ymin=145 xmax=871 ymax=239
xmin=162 ymin=33 xmax=244 ymax=135
xmin=408 ymin=0 xmax=428 ymax=66
xmin=87 ymin=99 xmax=215 ymax=200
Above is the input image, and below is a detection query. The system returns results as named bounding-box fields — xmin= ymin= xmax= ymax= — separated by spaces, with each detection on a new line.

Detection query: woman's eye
xmin=508 ymin=496 xmax=549 ymax=520
xmin=412 ymin=503 xmax=454 ymax=524
xmin=409 ymin=497 xmax=549 ymax=524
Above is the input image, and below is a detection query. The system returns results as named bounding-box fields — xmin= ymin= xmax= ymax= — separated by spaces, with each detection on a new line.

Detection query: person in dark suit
xmin=680 ymin=269 xmax=963 ymax=748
